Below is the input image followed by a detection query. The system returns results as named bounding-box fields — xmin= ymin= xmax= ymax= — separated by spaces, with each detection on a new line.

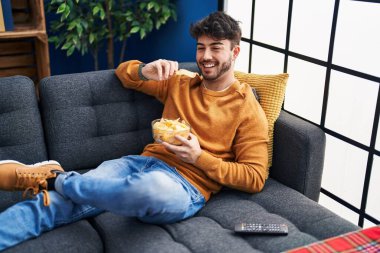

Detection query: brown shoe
xmin=0 ymin=160 xmax=64 ymax=206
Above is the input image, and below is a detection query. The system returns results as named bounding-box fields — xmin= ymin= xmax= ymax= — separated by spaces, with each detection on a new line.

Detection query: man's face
xmin=196 ymin=35 xmax=238 ymax=81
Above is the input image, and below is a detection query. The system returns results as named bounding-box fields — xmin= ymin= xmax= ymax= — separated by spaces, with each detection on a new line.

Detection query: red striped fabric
xmin=286 ymin=225 xmax=380 ymax=253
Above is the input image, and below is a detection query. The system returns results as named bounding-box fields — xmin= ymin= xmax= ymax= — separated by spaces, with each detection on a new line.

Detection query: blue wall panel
xmin=47 ymin=0 xmax=218 ymax=75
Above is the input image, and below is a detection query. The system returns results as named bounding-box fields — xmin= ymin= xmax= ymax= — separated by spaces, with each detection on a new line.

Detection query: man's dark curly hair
xmin=190 ymin=11 xmax=242 ymax=48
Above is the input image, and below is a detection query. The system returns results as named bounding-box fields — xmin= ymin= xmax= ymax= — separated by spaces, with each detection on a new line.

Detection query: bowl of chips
xmin=152 ymin=118 xmax=191 ymax=145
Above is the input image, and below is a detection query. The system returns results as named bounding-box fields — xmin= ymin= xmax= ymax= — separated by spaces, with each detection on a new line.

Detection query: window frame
xmin=222 ymin=0 xmax=380 ymax=227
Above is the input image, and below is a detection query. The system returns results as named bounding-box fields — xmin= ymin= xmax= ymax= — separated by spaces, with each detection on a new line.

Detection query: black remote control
xmin=234 ymin=223 xmax=288 ymax=235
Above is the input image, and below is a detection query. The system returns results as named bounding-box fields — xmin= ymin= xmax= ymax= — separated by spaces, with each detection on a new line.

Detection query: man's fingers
xmin=162 ymin=141 xmax=184 ymax=153
xmin=162 ymin=60 xmax=178 ymax=79
xmin=163 ymin=60 xmax=171 ymax=79
xmin=162 ymin=133 xmax=201 ymax=164
xmin=145 ymin=59 xmax=178 ymax=81
xmin=174 ymin=134 xmax=190 ymax=145
xmin=169 ymin=61 xmax=179 ymax=76
xmin=188 ymin=133 xmax=196 ymax=139
xmin=154 ymin=60 xmax=163 ymax=80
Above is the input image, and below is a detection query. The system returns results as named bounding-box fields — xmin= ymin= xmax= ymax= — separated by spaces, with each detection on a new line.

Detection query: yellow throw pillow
xmin=234 ymin=71 xmax=289 ymax=172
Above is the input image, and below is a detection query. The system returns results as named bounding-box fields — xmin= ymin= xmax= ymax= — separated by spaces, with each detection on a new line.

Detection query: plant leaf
xmin=147 ymin=2 xmax=154 ymax=10
xmin=57 ymin=3 xmax=66 ymax=14
xmin=68 ymin=20 xmax=77 ymax=30
xmin=89 ymin=33 xmax=95 ymax=44
xmin=67 ymin=45 xmax=76 ymax=56
xmin=76 ymin=23 xmax=83 ymax=37
xmin=93 ymin=6 xmax=100 ymax=15
xmin=100 ymin=8 xmax=105 ymax=20
xmin=154 ymin=4 xmax=160 ymax=13
xmin=140 ymin=29 xmax=146 ymax=39
xmin=62 ymin=41 xmax=72 ymax=50
xmin=130 ymin=27 xmax=139 ymax=33
xmin=155 ymin=20 xmax=161 ymax=30
xmin=64 ymin=5 xmax=71 ymax=18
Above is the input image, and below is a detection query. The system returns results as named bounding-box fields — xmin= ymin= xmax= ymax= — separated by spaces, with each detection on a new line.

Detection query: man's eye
xmin=212 ymin=47 xmax=221 ymax=51
xmin=197 ymin=47 xmax=205 ymax=51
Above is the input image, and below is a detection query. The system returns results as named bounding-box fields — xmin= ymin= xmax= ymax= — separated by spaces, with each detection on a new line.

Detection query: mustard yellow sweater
xmin=115 ymin=60 xmax=268 ymax=201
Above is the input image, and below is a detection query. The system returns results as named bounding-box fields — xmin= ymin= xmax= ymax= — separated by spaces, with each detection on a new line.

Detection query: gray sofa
xmin=0 ymin=63 xmax=359 ymax=253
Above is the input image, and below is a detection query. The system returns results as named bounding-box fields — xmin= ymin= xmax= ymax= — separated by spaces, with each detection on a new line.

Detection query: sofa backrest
xmin=0 ymin=76 xmax=48 ymax=210
xmin=0 ymin=76 xmax=48 ymax=163
xmin=39 ymin=69 xmax=163 ymax=171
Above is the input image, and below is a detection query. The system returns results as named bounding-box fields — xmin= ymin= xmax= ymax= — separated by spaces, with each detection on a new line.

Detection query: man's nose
xmin=203 ymin=48 xmax=212 ymax=60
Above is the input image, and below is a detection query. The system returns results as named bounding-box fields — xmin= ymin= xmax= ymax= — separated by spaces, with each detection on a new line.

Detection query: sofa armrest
xmin=270 ymin=111 xmax=326 ymax=202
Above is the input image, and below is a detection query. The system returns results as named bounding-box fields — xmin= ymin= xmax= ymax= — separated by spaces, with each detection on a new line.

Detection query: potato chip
xmin=152 ymin=118 xmax=190 ymax=145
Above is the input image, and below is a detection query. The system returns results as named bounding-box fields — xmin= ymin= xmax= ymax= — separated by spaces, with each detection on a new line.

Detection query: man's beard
xmin=198 ymin=56 xmax=232 ymax=81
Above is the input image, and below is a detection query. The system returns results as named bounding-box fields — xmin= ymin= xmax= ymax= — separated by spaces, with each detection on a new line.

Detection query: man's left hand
xmin=162 ymin=133 xmax=202 ymax=164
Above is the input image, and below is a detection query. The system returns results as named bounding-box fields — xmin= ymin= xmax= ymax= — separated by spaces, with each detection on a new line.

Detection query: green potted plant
xmin=46 ymin=0 xmax=177 ymax=70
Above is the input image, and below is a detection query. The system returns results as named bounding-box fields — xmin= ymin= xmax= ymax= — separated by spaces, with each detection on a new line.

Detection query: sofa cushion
xmin=0 ymin=76 xmax=48 ymax=211
xmin=0 ymin=76 xmax=48 ymax=164
xmin=234 ymin=72 xmax=289 ymax=170
xmin=92 ymin=179 xmax=358 ymax=253
xmin=2 ymin=220 xmax=103 ymax=253
xmin=39 ymin=70 xmax=163 ymax=171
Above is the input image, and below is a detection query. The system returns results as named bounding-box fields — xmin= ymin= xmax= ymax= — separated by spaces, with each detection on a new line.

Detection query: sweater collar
xmin=201 ymin=79 xmax=241 ymax=97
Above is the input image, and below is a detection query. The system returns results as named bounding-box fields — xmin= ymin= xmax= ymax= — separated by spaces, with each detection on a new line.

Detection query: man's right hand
xmin=141 ymin=59 xmax=179 ymax=81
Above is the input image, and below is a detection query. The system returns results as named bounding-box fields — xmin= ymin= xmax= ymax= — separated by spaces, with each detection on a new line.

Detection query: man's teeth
xmin=203 ymin=63 xmax=215 ymax=68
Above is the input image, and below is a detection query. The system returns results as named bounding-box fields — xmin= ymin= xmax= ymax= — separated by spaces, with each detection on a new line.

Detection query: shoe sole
xmin=0 ymin=160 xmax=61 ymax=166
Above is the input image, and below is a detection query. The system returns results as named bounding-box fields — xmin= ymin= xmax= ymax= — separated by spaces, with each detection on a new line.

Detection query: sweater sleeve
xmin=194 ymin=99 xmax=269 ymax=193
xmin=115 ymin=60 xmax=170 ymax=103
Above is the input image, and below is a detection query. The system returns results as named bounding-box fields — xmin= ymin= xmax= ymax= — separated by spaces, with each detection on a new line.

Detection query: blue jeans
xmin=0 ymin=155 xmax=205 ymax=250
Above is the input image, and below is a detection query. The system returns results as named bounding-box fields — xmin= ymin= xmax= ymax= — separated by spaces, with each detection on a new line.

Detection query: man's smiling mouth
xmin=202 ymin=62 xmax=216 ymax=68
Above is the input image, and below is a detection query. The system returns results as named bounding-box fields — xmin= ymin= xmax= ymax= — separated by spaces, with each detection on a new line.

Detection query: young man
xmin=0 ymin=11 xmax=268 ymax=250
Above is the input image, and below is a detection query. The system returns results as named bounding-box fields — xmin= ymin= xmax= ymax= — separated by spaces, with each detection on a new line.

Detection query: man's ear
xmin=232 ymin=45 xmax=240 ymax=60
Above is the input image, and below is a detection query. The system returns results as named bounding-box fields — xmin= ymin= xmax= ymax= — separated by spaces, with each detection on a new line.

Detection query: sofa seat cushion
xmin=92 ymin=179 xmax=358 ymax=253
xmin=3 ymin=220 xmax=103 ymax=253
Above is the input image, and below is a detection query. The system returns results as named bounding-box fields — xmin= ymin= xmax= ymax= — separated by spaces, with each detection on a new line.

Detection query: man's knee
xmin=142 ymin=171 xmax=189 ymax=210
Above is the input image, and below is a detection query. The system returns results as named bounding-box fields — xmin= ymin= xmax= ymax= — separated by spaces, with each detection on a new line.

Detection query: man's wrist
xmin=138 ymin=63 xmax=149 ymax=81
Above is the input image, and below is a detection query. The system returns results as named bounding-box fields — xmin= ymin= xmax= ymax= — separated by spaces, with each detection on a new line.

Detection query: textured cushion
xmin=0 ymin=76 xmax=48 ymax=163
xmin=0 ymin=75 xmax=48 ymax=211
xmin=2 ymin=220 xmax=103 ymax=253
xmin=39 ymin=70 xmax=163 ymax=171
xmin=234 ymin=72 xmax=289 ymax=169
xmin=92 ymin=179 xmax=358 ymax=253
